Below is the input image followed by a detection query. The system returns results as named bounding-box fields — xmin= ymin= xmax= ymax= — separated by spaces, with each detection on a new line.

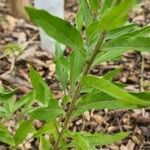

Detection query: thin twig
xmin=0 ymin=55 xmax=15 ymax=78
xmin=22 ymin=33 xmax=39 ymax=50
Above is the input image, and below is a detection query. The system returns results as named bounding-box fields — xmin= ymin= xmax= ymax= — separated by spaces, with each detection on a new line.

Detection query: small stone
xmin=120 ymin=145 xmax=128 ymax=150
xmin=75 ymin=119 xmax=82 ymax=125
xmin=109 ymin=144 xmax=120 ymax=150
xmin=93 ymin=114 xmax=103 ymax=124
xmin=0 ymin=145 xmax=7 ymax=150
xmin=107 ymin=126 xmax=119 ymax=133
xmin=123 ymin=125 xmax=133 ymax=130
xmin=126 ymin=140 xmax=135 ymax=150
xmin=132 ymin=15 xmax=145 ymax=25
xmin=131 ymin=136 xmax=141 ymax=145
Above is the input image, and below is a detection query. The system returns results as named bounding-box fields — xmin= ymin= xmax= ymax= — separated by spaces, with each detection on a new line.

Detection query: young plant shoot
xmin=0 ymin=0 xmax=150 ymax=150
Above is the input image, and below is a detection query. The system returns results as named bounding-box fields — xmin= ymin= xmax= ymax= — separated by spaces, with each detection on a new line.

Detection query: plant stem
xmin=53 ymin=32 xmax=106 ymax=150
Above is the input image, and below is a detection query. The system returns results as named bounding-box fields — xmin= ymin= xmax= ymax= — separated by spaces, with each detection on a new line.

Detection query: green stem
xmin=53 ymin=32 xmax=106 ymax=150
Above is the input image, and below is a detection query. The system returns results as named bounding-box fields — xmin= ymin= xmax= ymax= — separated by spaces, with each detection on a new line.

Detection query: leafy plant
xmin=0 ymin=0 xmax=150 ymax=149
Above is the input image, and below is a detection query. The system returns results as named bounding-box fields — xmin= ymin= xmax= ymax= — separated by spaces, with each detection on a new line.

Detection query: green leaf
xmin=0 ymin=106 xmax=7 ymax=114
xmin=99 ymin=0 xmax=135 ymax=31
xmin=82 ymin=75 xmax=150 ymax=106
xmin=4 ymin=98 xmax=14 ymax=116
xmin=25 ymin=7 xmax=84 ymax=55
xmin=86 ymin=21 xmax=99 ymax=39
xmin=94 ymin=50 xmax=122 ymax=65
xmin=39 ymin=136 xmax=52 ymax=150
xmin=14 ymin=120 xmax=36 ymax=145
xmin=34 ymin=124 xmax=51 ymax=137
xmin=100 ymin=0 xmax=113 ymax=14
xmin=124 ymin=25 xmax=150 ymax=37
xmin=15 ymin=91 xmax=35 ymax=111
xmin=69 ymin=50 xmax=85 ymax=95
xmin=76 ymin=4 xmax=83 ymax=31
xmin=0 ymin=90 xmax=15 ymax=101
xmin=85 ymin=132 xmax=129 ymax=146
xmin=74 ymin=89 xmax=150 ymax=117
xmin=29 ymin=107 xmax=65 ymax=122
xmin=55 ymin=44 xmax=69 ymax=90
xmin=73 ymin=91 xmax=134 ymax=117
xmin=67 ymin=131 xmax=129 ymax=148
xmin=0 ymin=124 xmax=10 ymax=134
xmin=29 ymin=67 xmax=58 ymax=108
xmin=94 ymin=36 xmax=150 ymax=65
xmin=132 ymin=92 xmax=150 ymax=101
xmin=88 ymin=0 xmax=99 ymax=14
xmin=73 ymin=100 xmax=131 ymax=117
xmin=34 ymin=122 xmax=58 ymax=141
xmin=68 ymin=133 xmax=91 ymax=150
xmin=0 ymin=131 xmax=15 ymax=146
xmin=87 ymin=0 xmax=135 ymax=42
xmin=79 ymin=91 xmax=115 ymax=105
xmin=102 ymin=37 xmax=150 ymax=52
xmin=80 ymin=0 xmax=93 ymax=27
xmin=104 ymin=68 xmax=122 ymax=81
xmin=86 ymin=21 xmax=99 ymax=49
xmin=87 ymin=23 xmax=135 ymax=50
xmin=107 ymin=24 xmax=135 ymax=39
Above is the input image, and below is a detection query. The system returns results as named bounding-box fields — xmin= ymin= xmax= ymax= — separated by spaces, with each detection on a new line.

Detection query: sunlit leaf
xmin=82 ymin=75 xmax=150 ymax=106
xmin=14 ymin=120 xmax=36 ymax=145
xmin=26 ymin=7 xmax=85 ymax=56
xmin=29 ymin=107 xmax=65 ymax=122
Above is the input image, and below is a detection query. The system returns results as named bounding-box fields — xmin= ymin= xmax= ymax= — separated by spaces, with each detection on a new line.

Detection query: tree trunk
xmin=7 ymin=0 xmax=30 ymax=19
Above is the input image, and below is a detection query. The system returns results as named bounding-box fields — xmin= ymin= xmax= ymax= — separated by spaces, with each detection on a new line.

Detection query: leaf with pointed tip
xmin=102 ymin=37 xmax=150 ymax=52
xmin=29 ymin=107 xmax=65 ymax=122
xmin=87 ymin=0 xmax=135 ymax=40
xmin=39 ymin=136 xmax=52 ymax=150
xmin=94 ymin=37 xmax=150 ymax=65
xmin=99 ymin=0 xmax=136 ymax=31
xmin=73 ymin=90 xmax=135 ymax=117
xmin=82 ymin=75 xmax=150 ymax=106
xmin=100 ymin=0 xmax=113 ymax=14
xmin=107 ymin=24 xmax=135 ymax=39
xmin=69 ymin=50 xmax=85 ymax=95
xmin=88 ymin=0 xmax=99 ymax=14
xmin=0 ymin=90 xmax=15 ymax=101
xmin=15 ymin=92 xmax=35 ymax=111
xmin=73 ymin=100 xmax=132 ymax=117
xmin=14 ymin=120 xmax=36 ymax=145
xmin=80 ymin=0 xmax=93 ymax=27
xmin=29 ymin=67 xmax=59 ymax=108
xmin=68 ymin=133 xmax=91 ymax=150
xmin=55 ymin=44 xmax=69 ymax=90
xmin=76 ymin=4 xmax=83 ymax=31
xmin=104 ymin=68 xmax=123 ymax=81
xmin=25 ymin=7 xmax=85 ymax=56
xmin=0 ymin=131 xmax=15 ymax=146
xmin=67 ymin=131 xmax=129 ymax=147
xmin=132 ymin=92 xmax=150 ymax=101
xmin=87 ymin=23 xmax=135 ymax=50
xmin=85 ymin=132 xmax=129 ymax=146
xmin=124 ymin=25 xmax=150 ymax=37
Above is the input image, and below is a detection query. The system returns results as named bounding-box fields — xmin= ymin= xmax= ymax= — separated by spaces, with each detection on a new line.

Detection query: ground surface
xmin=0 ymin=0 xmax=150 ymax=149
